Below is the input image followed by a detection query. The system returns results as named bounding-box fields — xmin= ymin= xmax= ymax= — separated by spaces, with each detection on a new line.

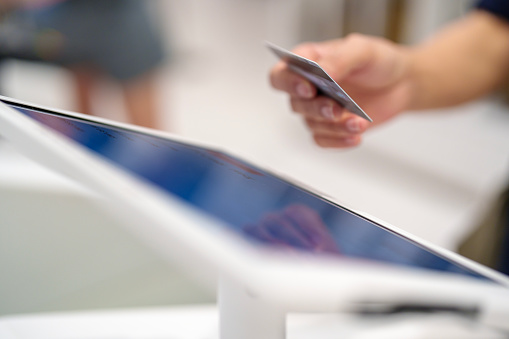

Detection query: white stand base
xmin=219 ymin=279 xmax=287 ymax=339
xmin=1 ymin=304 xmax=506 ymax=339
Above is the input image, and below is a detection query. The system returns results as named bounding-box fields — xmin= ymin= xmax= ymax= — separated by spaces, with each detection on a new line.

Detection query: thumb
xmin=291 ymin=42 xmax=323 ymax=61
xmin=312 ymin=35 xmax=376 ymax=83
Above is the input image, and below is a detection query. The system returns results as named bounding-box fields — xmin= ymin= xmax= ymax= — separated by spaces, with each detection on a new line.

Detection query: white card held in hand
xmin=267 ymin=41 xmax=372 ymax=122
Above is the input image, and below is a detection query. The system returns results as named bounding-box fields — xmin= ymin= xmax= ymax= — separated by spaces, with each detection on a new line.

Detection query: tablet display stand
xmin=1 ymin=96 xmax=509 ymax=339
xmin=219 ymin=279 xmax=287 ymax=339
xmin=219 ymin=278 xmax=509 ymax=339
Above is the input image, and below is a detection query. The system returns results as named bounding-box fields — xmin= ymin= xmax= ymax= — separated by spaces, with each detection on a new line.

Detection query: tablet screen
xmin=8 ymin=102 xmax=495 ymax=282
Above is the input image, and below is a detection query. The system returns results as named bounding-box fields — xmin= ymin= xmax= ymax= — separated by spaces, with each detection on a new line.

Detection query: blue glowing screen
xmin=9 ymin=102 xmax=494 ymax=282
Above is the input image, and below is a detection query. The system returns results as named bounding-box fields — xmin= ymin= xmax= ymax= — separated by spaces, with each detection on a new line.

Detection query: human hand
xmin=243 ymin=204 xmax=339 ymax=255
xmin=270 ymin=34 xmax=414 ymax=148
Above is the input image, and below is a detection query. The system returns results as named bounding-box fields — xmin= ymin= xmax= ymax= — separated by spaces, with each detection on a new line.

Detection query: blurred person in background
xmin=0 ymin=0 xmax=167 ymax=129
xmin=270 ymin=0 xmax=509 ymax=275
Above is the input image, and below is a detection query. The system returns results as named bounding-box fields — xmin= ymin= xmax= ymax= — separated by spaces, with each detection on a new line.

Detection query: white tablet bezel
xmin=1 ymin=95 xmax=509 ymax=332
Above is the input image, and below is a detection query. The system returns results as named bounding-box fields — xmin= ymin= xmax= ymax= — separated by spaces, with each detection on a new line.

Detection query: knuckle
xmin=314 ymin=136 xmax=333 ymax=148
xmin=343 ymin=33 xmax=374 ymax=56
xmin=269 ymin=66 xmax=283 ymax=89
xmin=269 ymin=63 xmax=290 ymax=90
xmin=303 ymin=117 xmax=315 ymax=129
xmin=332 ymin=121 xmax=346 ymax=133
xmin=292 ymin=42 xmax=320 ymax=60
xmin=269 ymin=72 xmax=277 ymax=88
xmin=345 ymin=33 xmax=367 ymax=44
xmin=293 ymin=42 xmax=314 ymax=54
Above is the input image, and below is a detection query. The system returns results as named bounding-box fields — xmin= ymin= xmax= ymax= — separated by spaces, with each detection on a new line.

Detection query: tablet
xmin=1 ymin=96 xmax=508 ymax=332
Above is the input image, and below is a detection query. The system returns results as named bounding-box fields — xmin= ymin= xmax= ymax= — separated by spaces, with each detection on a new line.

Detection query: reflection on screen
xmin=11 ymin=104 xmax=493 ymax=282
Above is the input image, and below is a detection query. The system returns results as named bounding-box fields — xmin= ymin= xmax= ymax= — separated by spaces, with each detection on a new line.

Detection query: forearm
xmin=406 ymin=10 xmax=509 ymax=110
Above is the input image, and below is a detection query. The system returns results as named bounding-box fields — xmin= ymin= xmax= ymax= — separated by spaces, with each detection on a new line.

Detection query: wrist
xmin=388 ymin=45 xmax=422 ymax=113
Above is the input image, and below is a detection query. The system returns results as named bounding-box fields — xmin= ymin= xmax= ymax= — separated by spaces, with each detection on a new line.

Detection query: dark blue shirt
xmin=477 ymin=0 xmax=509 ymax=21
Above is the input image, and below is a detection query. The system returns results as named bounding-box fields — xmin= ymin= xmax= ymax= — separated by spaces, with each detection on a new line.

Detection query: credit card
xmin=266 ymin=41 xmax=372 ymax=122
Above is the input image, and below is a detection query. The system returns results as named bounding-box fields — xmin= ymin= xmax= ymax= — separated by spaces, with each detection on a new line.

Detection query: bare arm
xmin=269 ymin=10 xmax=509 ymax=148
xmin=408 ymin=10 xmax=509 ymax=110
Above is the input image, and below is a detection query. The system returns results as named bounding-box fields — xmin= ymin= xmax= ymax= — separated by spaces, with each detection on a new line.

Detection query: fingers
xmin=269 ymin=42 xmax=321 ymax=99
xmin=270 ymin=62 xmax=317 ymax=99
xmin=243 ymin=205 xmax=340 ymax=254
xmin=282 ymin=204 xmax=329 ymax=241
xmin=290 ymin=96 xmax=369 ymax=148
xmin=283 ymin=205 xmax=340 ymax=254
xmin=290 ymin=96 xmax=369 ymax=132
xmin=308 ymin=115 xmax=366 ymax=148
xmin=268 ymin=37 xmax=380 ymax=148
xmin=303 ymin=114 xmax=368 ymax=136
xmin=243 ymin=213 xmax=313 ymax=250
xmin=313 ymin=134 xmax=362 ymax=148
xmin=290 ymin=96 xmax=342 ymax=120
xmin=270 ymin=35 xmax=376 ymax=97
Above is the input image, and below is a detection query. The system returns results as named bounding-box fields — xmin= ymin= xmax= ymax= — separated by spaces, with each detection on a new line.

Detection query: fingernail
xmin=346 ymin=118 xmax=361 ymax=132
xmin=321 ymin=104 xmax=334 ymax=120
xmin=296 ymin=82 xmax=312 ymax=98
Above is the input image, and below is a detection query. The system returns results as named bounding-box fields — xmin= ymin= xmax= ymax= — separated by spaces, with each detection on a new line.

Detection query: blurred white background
xmin=1 ymin=0 xmax=509 ymax=316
